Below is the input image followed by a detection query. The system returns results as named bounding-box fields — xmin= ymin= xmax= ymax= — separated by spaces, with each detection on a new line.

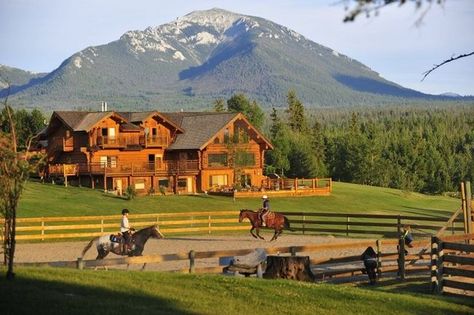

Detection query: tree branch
xmin=421 ymin=51 xmax=474 ymax=81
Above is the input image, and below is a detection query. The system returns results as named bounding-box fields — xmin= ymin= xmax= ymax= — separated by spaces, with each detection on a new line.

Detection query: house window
xmin=135 ymin=180 xmax=145 ymax=190
xmin=210 ymin=175 xmax=228 ymax=187
xmin=208 ymin=153 xmax=228 ymax=167
xmin=100 ymin=156 xmax=107 ymax=168
xmin=224 ymin=128 xmax=230 ymax=143
xmin=152 ymin=128 xmax=157 ymax=136
xmin=158 ymin=178 xmax=169 ymax=188
xmin=99 ymin=156 xmax=117 ymax=168
xmin=109 ymin=156 xmax=117 ymax=168
xmin=178 ymin=179 xmax=187 ymax=188
xmin=214 ymin=137 xmax=220 ymax=144
xmin=235 ymin=152 xmax=255 ymax=167
xmin=102 ymin=128 xmax=108 ymax=136
xmin=235 ymin=127 xmax=249 ymax=143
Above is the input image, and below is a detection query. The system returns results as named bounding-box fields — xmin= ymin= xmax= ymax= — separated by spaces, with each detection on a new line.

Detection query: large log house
xmin=42 ymin=110 xmax=273 ymax=195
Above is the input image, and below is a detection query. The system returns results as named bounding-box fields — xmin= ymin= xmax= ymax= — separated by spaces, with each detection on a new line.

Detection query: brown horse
xmin=81 ymin=225 xmax=164 ymax=259
xmin=239 ymin=209 xmax=290 ymax=241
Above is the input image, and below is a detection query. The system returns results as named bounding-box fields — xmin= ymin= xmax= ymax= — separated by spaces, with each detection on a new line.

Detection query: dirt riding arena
xmin=15 ymin=233 xmax=393 ymax=272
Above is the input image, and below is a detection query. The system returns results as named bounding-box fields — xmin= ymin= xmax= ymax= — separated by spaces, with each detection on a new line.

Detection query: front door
xmin=187 ymin=177 xmax=193 ymax=193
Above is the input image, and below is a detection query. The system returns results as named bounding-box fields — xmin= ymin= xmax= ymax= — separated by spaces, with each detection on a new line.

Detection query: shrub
xmin=125 ymin=185 xmax=137 ymax=200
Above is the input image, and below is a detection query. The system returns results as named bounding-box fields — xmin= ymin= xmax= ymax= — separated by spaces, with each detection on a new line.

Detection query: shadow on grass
xmin=355 ymin=276 xmax=474 ymax=308
xmin=0 ymin=273 xmax=197 ymax=315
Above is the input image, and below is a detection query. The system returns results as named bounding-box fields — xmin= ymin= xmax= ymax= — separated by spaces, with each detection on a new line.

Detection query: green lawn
xmin=18 ymin=180 xmax=460 ymax=218
xmin=1 ymin=268 xmax=471 ymax=315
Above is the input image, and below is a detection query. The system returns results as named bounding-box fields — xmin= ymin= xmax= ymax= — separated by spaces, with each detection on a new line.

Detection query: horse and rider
xmin=81 ymin=208 xmax=164 ymax=259
xmin=120 ymin=208 xmax=134 ymax=254
xmin=239 ymin=194 xmax=291 ymax=241
xmin=259 ymin=195 xmax=270 ymax=227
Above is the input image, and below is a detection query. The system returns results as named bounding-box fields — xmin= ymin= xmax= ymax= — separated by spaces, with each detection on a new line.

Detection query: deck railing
xmin=48 ymin=161 xmax=200 ymax=176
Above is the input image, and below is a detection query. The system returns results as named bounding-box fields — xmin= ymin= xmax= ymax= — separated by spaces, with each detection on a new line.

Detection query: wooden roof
xmin=49 ymin=110 xmax=273 ymax=150
xmin=52 ymin=111 xmax=127 ymax=132
xmin=163 ymin=112 xmax=273 ymax=150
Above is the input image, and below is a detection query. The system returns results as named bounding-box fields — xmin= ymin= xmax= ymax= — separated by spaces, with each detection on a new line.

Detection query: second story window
xmin=224 ymin=128 xmax=230 ymax=143
xmin=235 ymin=152 xmax=255 ymax=167
xmin=208 ymin=153 xmax=228 ymax=167
xmin=100 ymin=156 xmax=117 ymax=168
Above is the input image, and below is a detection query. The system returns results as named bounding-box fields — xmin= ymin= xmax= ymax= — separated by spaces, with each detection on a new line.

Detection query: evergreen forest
xmin=264 ymin=91 xmax=474 ymax=194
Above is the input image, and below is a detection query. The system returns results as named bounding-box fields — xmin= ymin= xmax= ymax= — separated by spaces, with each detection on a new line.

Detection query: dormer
xmin=120 ymin=111 xmax=184 ymax=148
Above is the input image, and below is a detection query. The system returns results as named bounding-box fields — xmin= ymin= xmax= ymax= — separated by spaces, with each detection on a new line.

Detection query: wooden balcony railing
xmin=49 ymin=164 xmax=78 ymax=176
xmin=49 ymin=161 xmax=200 ymax=176
xmin=97 ymin=136 xmax=127 ymax=148
xmin=140 ymin=135 xmax=169 ymax=147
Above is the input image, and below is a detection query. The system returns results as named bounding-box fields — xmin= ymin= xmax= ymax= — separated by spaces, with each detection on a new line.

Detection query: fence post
xmin=101 ymin=219 xmax=104 ymax=233
xmin=430 ymin=236 xmax=439 ymax=293
xmin=397 ymin=215 xmax=401 ymax=237
xmin=189 ymin=250 xmax=195 ymax=274
xmin=41 ymin=219 xmax=45 ymax=241
xmin=466 ymin=181 xmax=472 ymax=235
xmin=346 ymin=215 xmax=350 ymax=237
xmin=436 ymin=239 xmax=444 ymax=294
xmin=290 ymin=246 xmax=297 ymax=256
xmin=398 ymin=237 xmax=405 ymax=281
xmin=208 ymin=215 xmax=211 ymax=235
xmin=376 ymin=239 xmax=382 ymax=279
xmin=302 ymin=215 xmax=305 ymax=235
xmin=76 ymin=257 xmax=84 ymax=270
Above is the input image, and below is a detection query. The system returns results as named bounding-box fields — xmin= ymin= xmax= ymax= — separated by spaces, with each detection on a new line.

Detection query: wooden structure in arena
xmin=38 ymin=110 xmax=272 ymax=195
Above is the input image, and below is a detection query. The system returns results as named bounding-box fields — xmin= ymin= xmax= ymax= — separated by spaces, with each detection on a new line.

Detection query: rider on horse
xmin=120 ymin=208 xmax=133 ymax=254
xmin=260 ymin=195 xmax=270 ymax=227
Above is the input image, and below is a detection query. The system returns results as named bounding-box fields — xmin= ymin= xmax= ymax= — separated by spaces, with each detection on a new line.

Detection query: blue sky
xmin=1 ymin=0 xmax=473 ymax=95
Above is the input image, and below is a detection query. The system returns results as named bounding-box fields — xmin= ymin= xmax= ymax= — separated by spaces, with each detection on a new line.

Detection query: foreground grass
xmin=0 ymin=268 xmax=472 ymax=315
xmin=18 ymin=181 xmax=460 ymax=218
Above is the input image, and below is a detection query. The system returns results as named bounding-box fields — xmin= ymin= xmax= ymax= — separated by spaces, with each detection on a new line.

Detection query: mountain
xmin=0 ymin=8 xmax=455 ymax=111
xmin=439 ymin=92 xmax=462 ymax=98
xmin=0 ymin=64 xmax=46 ymax=91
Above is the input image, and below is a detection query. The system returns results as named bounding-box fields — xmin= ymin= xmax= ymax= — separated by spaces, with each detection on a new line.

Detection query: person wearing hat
xmin=120 ymin=209 xmax=132 ymax=254
xmin=260 ymin=195 xmax=270 ymax=227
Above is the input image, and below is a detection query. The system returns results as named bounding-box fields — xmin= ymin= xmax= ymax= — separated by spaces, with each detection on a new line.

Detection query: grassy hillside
xmin=0 ymin=268 xmax=471 ymax=315
xmin=18 ymin=181 xmax=460 ymax=218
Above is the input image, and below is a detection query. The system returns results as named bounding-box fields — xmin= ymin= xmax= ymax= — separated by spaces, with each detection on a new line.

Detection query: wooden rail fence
xmin=430 ymin=233 xmax=474 ymax=296
xmin=7 ymin=210 xmax=465 ymax=241
xmin=280 ymin=211 xmax=465 ymax=238
xmin=16 ymin=238 xmax=434 ymax=283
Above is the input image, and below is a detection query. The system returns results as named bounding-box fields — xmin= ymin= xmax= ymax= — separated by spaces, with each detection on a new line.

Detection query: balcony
xmin=49 ymin=160 xmax=200 ymax=176
xmin=140 ymin=135 xmax=169 ymax=148
xmin=96 ymin=136 xmax=141 ymax=149
xmin=49 ymin=164 xmax=78 ymax=176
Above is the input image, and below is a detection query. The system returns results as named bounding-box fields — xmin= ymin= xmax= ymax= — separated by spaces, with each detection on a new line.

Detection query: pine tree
xmin=286 ymin=89 xmax=308 ymax=133
xmin=227 ymin=93 xmax=264 ymax=130
xmin=213 ymin=98 xmax=225 ymax=112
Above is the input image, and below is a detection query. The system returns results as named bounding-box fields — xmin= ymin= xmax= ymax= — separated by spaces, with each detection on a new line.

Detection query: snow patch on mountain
xmin=173 ymin=51 xmax=186 ymax=60
xmin=73 ymin=57 xmax=82 ymax=68
xmin=179 ymin=8 xmax=242 ymax=33
xmin=124 ymin=30 xmax=177 ymax=54
xmin=192 ymin=32 xmax=218 ymax=45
